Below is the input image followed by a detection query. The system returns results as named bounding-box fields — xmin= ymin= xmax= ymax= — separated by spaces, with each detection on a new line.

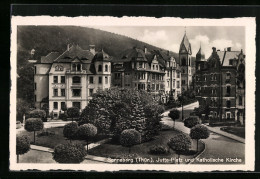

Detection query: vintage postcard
xmin=10 ymin=16 xmax=255 ymax=172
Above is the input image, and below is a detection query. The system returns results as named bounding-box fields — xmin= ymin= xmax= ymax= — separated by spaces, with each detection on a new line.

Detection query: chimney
xmin=167 ymin=50 xmax=170 ymax=56
xmin=227 ymin=47 xmax=231 ymax=52
xmin=212 ymin=47 xmax=216 ymax=53
xmin=144 ymin=46 xmax=147 ymax=54
xmin=89 ymin=45 xmax=95 ymax=55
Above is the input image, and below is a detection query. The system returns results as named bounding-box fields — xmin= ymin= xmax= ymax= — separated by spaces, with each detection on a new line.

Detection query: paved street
xmin=161 ymin=101 xmax=245 ymax=164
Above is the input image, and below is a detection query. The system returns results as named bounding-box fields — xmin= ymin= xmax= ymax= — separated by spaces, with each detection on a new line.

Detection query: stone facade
xmin=194 ymin=46 xmax=245 ymax=123
xmin=34 ymin=44 xmax=112 ymax=118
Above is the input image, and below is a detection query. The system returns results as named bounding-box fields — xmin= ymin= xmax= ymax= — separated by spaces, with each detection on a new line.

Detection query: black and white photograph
xmin=10 ymin=16 xmax=255 ymax=172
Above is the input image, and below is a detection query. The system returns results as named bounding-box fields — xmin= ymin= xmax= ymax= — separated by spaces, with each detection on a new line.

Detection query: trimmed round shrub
xmin=167 ymin=133 xmax=191 ymax=154
xmin=77 ymin=123 xmax=97 ymax=140
xmin=52 ymin=143 xmax=87 ymax=163
xmin=149 ymin=145 xmax=168 ymax=155
xmin=16 ymin=135 xmax=30 ymax=155
xmin=24 ymin=118 xmax=44 ymax=143
xmin=63 ymin=122 xmax=78 ymax=141
xmin=76 ymin=123 xmax=97 ymax=152
xmin=59 ymin=113 xmax=68 ymax=121
xmin=190 ymin=124 xmax=210 ymax=140
xmin=190 ymin=124 xmax=210 ymax=152
xmin=168 ymin=109 xmax=180 ymax=120
xmin=184 ymin=116 xmax=201 ymax=128
xmin=16 ymin=135 xmax=30 ymax=163
xmin=120 ymin=129 xmax=141 ymax=153
xmin=29 ymin=109 xmax=46 ymax=121
xmin=25 ymin=118 xmax=44 ymax=132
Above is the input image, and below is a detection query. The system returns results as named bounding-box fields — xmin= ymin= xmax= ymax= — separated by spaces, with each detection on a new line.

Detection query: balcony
xmin=66 ymin=70 xmax=87 ymax=74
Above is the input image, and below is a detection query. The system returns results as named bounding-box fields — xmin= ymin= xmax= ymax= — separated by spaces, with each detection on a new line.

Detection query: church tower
xmin=179 ymin=31 xmax=192 ymax=91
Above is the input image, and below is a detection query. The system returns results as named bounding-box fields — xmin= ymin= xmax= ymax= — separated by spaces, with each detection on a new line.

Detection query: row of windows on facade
xmin=196 ymin=86 xmax=232 ymax=96
xmin=53 ymin=101 xmax=80 ymax=110
xmin=167 ymin=80 xmax=180 ymax=88
xmin=70 ymin=64 xmax=110 ymax=72
xmin=197 ymin=62 xmax=218 ymax=70
xmin=52 ymin=88 xmax=95 ymax=97
xmin=195 ymin=73 xmax=232 ymax=82
xmin=166 ymin=71 xmax=181 ymax=78
xmin=114 ymin=71 xmax=180 ymax=80
xmin=52 ymin=76 xmax=109 ymax=84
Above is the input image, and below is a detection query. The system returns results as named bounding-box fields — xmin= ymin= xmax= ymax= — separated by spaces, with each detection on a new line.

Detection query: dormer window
xmin=105 ymin=65 xmax=108 ymax=72
xmin=98 ymin=65 xmax=102 ymax=72
xmin=77 ymin=64 xmax=81 ymax=71
xmin=72 ymin=64 xmax=76 ymax=71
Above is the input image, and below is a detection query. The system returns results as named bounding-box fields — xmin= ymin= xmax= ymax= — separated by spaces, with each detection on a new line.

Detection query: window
xmin=156 ymin=65 xmax=158 ymax=70
xmin=53 ymin=76 xmax=58 ymax=83
xmin=105 ymin=65 xmax=108 ymax=72
xmin=181 ymin=58 xmax=186 ymax=66
xmin=72 ymin=64 xmax=76 ymax=71
xmin=214 ymin=74 xmax=217 ymax=81
xmin=177 ymin=81 xmax=180 ymax=88
xmin=226 ymin=86 xmax=231 ymax=96
xmin=77 ymin=64 xmax=81 ymax=71
xmin=211 ymin=74 xmax=213 ymax=81
xmin=229 ymin=60 xmax=233 ymax=65
xmin=177 ymin=72 xmax=180 ymax=78
xmin=226 ymin=100 xmax=231 ymax=108
xmin=98 ymin=65 xmax=102 ymax=72
xmin=105 ymin=76 xmax=108 ymax=84
xmin=54 ymin=89 xmax=58 ymax=96
xmin=226 ymin=112 xmax=231 ymax=119
xmin=34 ymin=66 xmax=37 ymax=74
xmin=73 ymin=76 xmax=81 ymax=84
xmin=61 ymin=102 xmax=66 ymax=111
xmin=167 ymin=81 xmax=169 ymax=87
xmin=99 ymin=77 xmax=102 ymax=84
xmin=61 ymin=76 xmax=65 ymax=83
xmin=115 ymin=73 xmax=121 ymax=79
xmin=188 ymin=58 xmax=191 ymax=66
xmin=139 ymin=62 xmax=143 ymax=68
xmin=61 ymin=89 xmax=65 ymax=97
xmin=34 ymin=83 xmax=37 ymax=90
xmin=173 ymin=79 xmax=175 ymax=88
xmin=73 ymin=102 xmax=81 ymax=109
xmin=72 ymin=89 xmax=81 ymax=97
xmin=54 ymin=102 xmax=58 ymax=109
xmin=182 ymin=80 xmax=186 ymax=85
xmin=226 ymin=72 xmax=231 ymax=81
xmin=89 ymin=89 xmax=94 ymax=96
xmin=156 ymin=84 xmax=159 ymax=90
xmin=153 ymin=65 xmax=155 ymax=70
xmin=89 ymin=76 xmax=94 ymax=84
xmin=182 ymin=69 xmax=185 ymax=73
xmin=239 ymin=96 xmax=243 ymax=105
xmin=125 ymin=73 xmax=130 ymax=76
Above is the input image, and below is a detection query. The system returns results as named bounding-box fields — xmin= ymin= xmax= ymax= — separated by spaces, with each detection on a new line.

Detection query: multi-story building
xmin=179 ymin=32 xmax=195 ymax=91
xmin=34 ymin=44 xmax=112 ymax=118
xmin=111 ymin=47 xmax=182 ymax=102
xmin=194 ymin=46 xmax=245 ymax=124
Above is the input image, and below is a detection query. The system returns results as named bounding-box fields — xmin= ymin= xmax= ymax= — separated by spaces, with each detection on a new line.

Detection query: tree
xmin=63 ymin=122 xmax=78 ymax=143
xmin=16 ymin=98 xmax=31 ymax=122
xmin=190 ymin=124 xmax=210 ymax=152
xmin=184 ymin=116 xmax=201 ymax=128
xmin=76 ymin=124 xmax=97 ymax=152
xmin=67 ymin=107 xmax=80 ymax=122
xmin=16 ymin=135 xmax=30 ymax=163
xmin=168 ymin=109 xmax=180 ymax=127
xmin=193 ymin=105 xmax=210 ymax=118
xmin=29 ymin=109 xmax=47 ymax=122
xmin=52 ymin=143 xmax=87 ymax=163
xmin=24 ymin=118 xmax=44 ymax=144
xmin=120 ymin=129 xmax=141 ymax=154
xmin=167 ymin=133 xmax=191 ymax=164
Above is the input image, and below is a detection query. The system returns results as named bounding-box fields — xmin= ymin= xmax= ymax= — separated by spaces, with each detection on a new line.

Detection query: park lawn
xmin=17 ymin=127 xmax=108 ymax=149
xmin=221 ymin=126 xmax=245 ymax=138
xmin=88 ymin=129 xmax=204 ymax=164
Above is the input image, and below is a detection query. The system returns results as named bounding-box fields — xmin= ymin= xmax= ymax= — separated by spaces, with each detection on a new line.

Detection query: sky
xmin=92 ymin=26 xmax=245 ymax=59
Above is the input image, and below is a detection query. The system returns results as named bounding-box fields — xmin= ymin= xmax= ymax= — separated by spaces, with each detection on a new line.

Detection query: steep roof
xmin=196 ymin=46 xmax=206 ymax=61
xmin=179 ymin=33 xmax=192 ymax=54
xmin=120 ymin=47 xmax=147 ymax=62
xmin=54 ymin=45 xmax=94 ymax=63
xmin=218 ymin=51 xmax=240 ymax=66
xmin=40 ymin=52 xmax=60 ymax=64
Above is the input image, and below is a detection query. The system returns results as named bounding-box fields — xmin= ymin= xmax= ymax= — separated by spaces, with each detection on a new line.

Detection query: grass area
xmin=17 ymin=127 xmax=108 ymax=149
xmin=220 ymin=126 xmax=245 ymax=138
xmin=88 ymin=129 xmax=204 ymax=164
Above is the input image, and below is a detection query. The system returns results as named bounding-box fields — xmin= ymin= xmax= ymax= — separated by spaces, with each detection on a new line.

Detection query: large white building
xmin=34 ymin=44 xmax=112 ymax=118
